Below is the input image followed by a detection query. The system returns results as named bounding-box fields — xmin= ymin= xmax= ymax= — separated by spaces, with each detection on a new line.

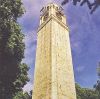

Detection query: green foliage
xmin=76 ymin=83 xmax=99 ymax=99
xmin=94 ymin=80 xmax=100 ymax=98
xmin=14 ymin=63 xmax=29 ymax=92
xmin=0 ymin=0 xmax=29 ymax=98
xmin=13 ymin=91 xmax=31 ymax=99
xmin=0 ymin=0 xmax=24 ymax=20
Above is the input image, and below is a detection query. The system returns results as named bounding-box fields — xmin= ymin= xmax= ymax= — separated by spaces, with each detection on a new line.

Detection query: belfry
xmin=32 ymin=3 xmax=76 ymax=99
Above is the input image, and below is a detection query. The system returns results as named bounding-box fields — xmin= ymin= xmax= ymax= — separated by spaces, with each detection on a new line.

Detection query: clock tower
xmin=32 ymin=3 xmax=76 ymax=99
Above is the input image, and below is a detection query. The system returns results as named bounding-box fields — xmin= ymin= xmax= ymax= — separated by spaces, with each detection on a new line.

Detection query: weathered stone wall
xmin=32 ymin=21 xmax=52 ymax=99
xmin=51 ymin=19 xmax=76 ymax=99
xmin=32 ymin=3 xmax=76 ymax=99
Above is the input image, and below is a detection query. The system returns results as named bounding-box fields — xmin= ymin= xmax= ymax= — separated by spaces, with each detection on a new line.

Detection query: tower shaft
xmin=32 ymin=3 xmax=76 ymax=99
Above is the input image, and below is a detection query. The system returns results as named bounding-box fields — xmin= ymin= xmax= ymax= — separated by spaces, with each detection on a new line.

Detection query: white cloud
xmin=21 ymin=0 xmax=62 ymax=21
xmin=76 ymin=66 xmax=85 ymax=73
xmin=22 ymin=31 xmax=37 ymax=66
xmin=22 ymin=31 xmax=36 ymax=93
xmin=24 ymin=31 xmax=37 ymax=47
xmin=71 ymin=40 xmax=82 ymax=54
xmin=23 ymin=73 xmax=34 ymax=93
xmin=23 ymin=82 xmax=33 ymax=93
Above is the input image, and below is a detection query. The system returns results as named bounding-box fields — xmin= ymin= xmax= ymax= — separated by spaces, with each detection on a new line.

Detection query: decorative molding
xmin=38 ymin=15 xmax=69 ymax=33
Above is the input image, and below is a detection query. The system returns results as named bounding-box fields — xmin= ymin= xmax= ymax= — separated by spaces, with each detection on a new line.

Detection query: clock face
xmin=43 ymin=13 xmax=49 ymax=21
xmin=56 ymin=11 xmax=62 ymax=20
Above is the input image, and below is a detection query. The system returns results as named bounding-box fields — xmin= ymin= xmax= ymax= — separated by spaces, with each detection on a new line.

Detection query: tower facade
xmin=32 ymin=3 xmax=76 ymax=99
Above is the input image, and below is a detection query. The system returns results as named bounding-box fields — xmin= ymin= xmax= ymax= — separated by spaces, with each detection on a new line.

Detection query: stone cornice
xmin=38 ymin=15 xmax=69 ymax=32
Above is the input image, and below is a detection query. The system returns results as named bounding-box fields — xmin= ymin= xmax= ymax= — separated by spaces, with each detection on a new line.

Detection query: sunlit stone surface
xmin=32 ymin=3 xmax=76 ymax=99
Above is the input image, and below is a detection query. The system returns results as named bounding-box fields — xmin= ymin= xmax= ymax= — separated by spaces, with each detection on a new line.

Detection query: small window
xmin=56 ymin=7 xmax=58 ymax=11
xmin=56 ymin=12 xmax=62 ymax=21
xmin=47 ymin=6 xmax=49 ymax=10
xmin=53 ymin=5 xmax=55 ymax=8
xmin=43 ymin=13 xmax=49 ymax=21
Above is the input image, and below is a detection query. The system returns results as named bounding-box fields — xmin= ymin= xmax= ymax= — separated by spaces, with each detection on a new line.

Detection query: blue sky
xmin=18 ymin=0 xmax=100 ymax=92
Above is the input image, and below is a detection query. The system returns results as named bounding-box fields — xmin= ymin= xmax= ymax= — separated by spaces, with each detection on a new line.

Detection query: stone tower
xmin=32 ymin=3 xmax=76 ymax=99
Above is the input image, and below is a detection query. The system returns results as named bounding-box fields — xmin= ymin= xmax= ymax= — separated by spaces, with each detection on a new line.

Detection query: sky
xmin=18 ymin=0 xmax=100 ymax=92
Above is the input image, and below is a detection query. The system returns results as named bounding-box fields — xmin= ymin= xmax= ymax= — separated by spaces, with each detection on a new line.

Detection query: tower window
xmin=53 ymin=5 xmax=55 ymax=8
xmin=56 ymin=7 xmax=59 ymax=11
xmin=56 ymin=11 xmax=62 ymax=21
xmin=47 ymin=6 xmax=49 ymax=10
xmin=43 ymin=12 xmax=49 ymax=21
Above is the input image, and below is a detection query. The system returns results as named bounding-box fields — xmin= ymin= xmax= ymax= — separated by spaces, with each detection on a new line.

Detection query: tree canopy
xmin=62 ymin=0 xmax=100 ymax=14
xmin=0 ymin=0 xmax=29 ymax=98
xmin=13 ymin=91 xmax=32 ymax=99
xmin=76 ymin=83 xmax=99 ymax=99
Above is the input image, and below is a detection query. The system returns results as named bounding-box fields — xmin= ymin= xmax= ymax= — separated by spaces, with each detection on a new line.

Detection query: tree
xmin=75 ymin=83 xmax=98 ymax=99
xmin=94 ymin=80 xmax=100 ymax=98
xmin=29 ymin=90 xmax=32 ymax=99
xmin=97 ymin=62 xmax=100 ymax=78
xmin=93 ymin=63 xmax=100 ymax=98
xmin=61 ymin=0 xmax=100 ymax=14
xmin=13 ymin=63 xmax=29 ymax=94
xmin=0 ymin=0 xmax=29 ymax=98
xmin=13 ymin=91 xmax=30 ymax=99
xmin=13 ymin=90 xmax=32 ymax=99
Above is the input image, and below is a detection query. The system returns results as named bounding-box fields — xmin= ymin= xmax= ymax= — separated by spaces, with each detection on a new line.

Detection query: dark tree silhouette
xmin=61 ymin=0 xmax=100 ymax=14
xmin=73 ymin=0 xmax=81 ymax=5
xmin=61 ymin=0 xmax=82 ymax=6
xmin=0 ymin=0 xmax=29 ymax=98
xmin=97 ymin=62 xmax=100 ymax=78
xmin=80 ymin=0 xmax=92 ymax=9
xmin=62 ymin=0 xmax=69 ymax=5
xmin=93 ymin=62 xmax=100 ymax=98
xmin=90 ymin=0 xmax=100 ymax=14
